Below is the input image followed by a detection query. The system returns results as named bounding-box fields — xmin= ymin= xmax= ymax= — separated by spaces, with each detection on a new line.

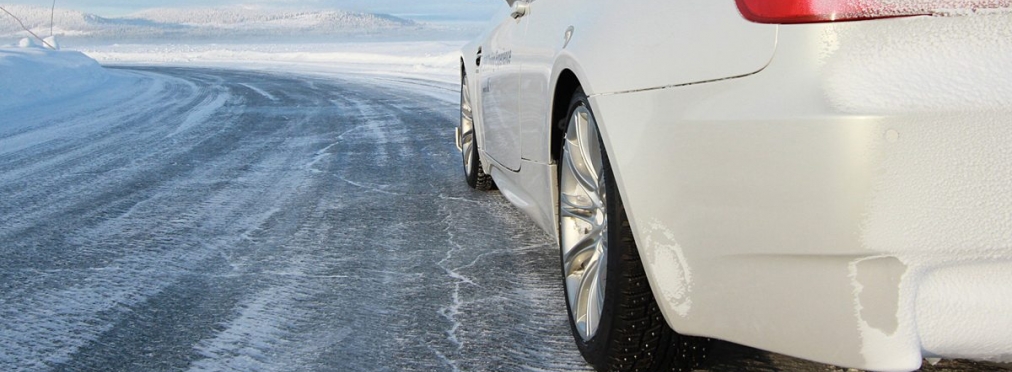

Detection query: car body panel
xmin=490 ymin=160 xmax=559 ymax=235
xmin=460 ymin=1 xmax=1012 ymax=370
xmin=464 ymin=0 xmax=780 ymax=231
xmin=590 ymin=13 xmax=1012 ymax=371
xmin=512 ymin=0 xmax=556 ymax=164
xmin=479 ymin=12 xmax=523 ymax=171
xmin=551 ymin=0 xmax=777 ymax=96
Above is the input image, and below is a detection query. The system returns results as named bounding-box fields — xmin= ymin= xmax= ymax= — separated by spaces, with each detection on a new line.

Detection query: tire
xmin=459 ymin=72 xmax=494 ymax=190
xmin=558 ymin=88 xmax=710 ymax=372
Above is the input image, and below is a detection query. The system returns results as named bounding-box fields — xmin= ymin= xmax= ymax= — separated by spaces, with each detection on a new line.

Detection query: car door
xmin=512 ymin=0 xmax=570 ymax=164
xmin=479 ymin=2 xmax=524 ymax=172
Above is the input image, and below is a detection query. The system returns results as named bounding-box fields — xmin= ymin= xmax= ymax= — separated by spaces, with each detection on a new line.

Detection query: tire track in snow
xmin=238 ymin=82 xmax=279 ymax=102
xmin=0 ymin=67 xmax=298 ymax=370
xmin=166 ymin=90 xmax=232 ymax=138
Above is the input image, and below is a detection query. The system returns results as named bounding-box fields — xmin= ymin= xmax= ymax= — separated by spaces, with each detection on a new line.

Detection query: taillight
xmin=736 ymin=0 xmax=1012 ymax=24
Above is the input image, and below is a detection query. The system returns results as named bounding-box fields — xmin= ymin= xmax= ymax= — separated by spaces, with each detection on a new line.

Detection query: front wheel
xmin=459 ymin=73 xmax=494 ymax=190
xmin=558 ymin=88 xmax=710 ymax=372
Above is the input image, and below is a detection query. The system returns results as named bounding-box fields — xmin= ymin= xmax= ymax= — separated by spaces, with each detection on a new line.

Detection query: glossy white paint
xmin=461 ymin=1 xmax=1012 ymax=370
xmin=593 ymin=13 xmax=1012 ymax=371
xmin=478 ymin=13 xmax=523 ymax=171
xmin=501 ymin=0 xmax=777 ymax=165
xmin=490 ymin=160 xmax=558 ymax=236
xmin=559 ymin=0 xmax=777 ymax=96
xmin=513 ymin=0 xmax=556 ymax=164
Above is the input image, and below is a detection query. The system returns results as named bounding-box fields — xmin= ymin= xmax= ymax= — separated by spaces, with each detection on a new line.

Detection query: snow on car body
xmin=456 ymin=1 xmax=1012 ymax=371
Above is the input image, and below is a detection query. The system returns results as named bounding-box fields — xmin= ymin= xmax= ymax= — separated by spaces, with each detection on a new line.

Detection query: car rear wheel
xmin=459 ymin=73 xmax=494 ymax=190
xmin=559 ymin=88 xmax=709 ymax=372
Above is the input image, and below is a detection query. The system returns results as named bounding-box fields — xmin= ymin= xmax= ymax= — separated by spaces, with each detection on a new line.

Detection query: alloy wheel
xmin=559 ymin=104 xmax=608 ymax=341
xmin=460 ymin=75 xmax=476 ymax=176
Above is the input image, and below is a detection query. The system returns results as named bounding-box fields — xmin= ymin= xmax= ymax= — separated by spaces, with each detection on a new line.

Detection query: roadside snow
xmin=0 ymin=39 xmax=463 ymax=115
xmin=0 ymin=44 xmax=110 ymax=111
xmin=0 ymin=5 xmax=433 ymax=42
xmin=80 ymin=41 xmax=463 ymax=84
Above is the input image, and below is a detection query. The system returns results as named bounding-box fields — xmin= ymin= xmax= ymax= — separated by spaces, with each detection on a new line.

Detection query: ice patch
xmin=436 ymin=207 xmax=473 ymax=354
xmin=0 ymin=244 xmax=219 ymax=369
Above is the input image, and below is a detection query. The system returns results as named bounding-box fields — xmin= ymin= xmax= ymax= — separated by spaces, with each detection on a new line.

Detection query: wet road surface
xmin=0 ymin=67 xmax=1007 ymax=372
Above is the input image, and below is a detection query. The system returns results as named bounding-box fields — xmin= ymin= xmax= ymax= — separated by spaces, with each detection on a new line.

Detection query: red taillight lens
xmin=736 ymin=0 xmax=1012 ymax=24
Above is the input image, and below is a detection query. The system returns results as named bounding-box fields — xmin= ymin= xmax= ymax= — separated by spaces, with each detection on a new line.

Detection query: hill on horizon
xmin=0 ymin=5 xmax=454 ymax=43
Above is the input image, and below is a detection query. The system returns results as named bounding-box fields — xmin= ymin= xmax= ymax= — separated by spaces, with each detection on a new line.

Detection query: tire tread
xmin=470 ymin=156 xmax=494 ymax=191
xmin=561 ymin=88 xmax=710 ymax=372
xmin=602 ymin=218 xmax=709 ymax=372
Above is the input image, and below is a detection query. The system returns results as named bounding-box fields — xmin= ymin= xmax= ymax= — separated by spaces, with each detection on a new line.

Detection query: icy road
xmin=0 ymin=67 xmax=1005 ymax=372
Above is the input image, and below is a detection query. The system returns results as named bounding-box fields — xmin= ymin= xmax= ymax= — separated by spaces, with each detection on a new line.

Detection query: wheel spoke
xmin=560 ymin=101 xmax=609 ymax=341
xmin=570 ymin=247 xmax=604 ymax=339
xmin=461 ymin=76 xmax=473 ymax=117
xmin=564 ymin=141 xmax=600 ymax=198
xmin=562 ymin=231 xmax=602 ymax=275
xmin=461 ymin=126 xmax=474 ymax=170
xmin=461 ymin=100 xmax=472 ymax=119
xmin=562 ymin=147 xmax=601 ymax=201
xmin=581 ymin=253 xmax=603 ymax=336
xmin=460 ymin=76 xmax=476 ymax=175
xmin=560 ymin=193 xmax=600 ymax=226
xmin=575 ymin=113 xmax=604 ymax=186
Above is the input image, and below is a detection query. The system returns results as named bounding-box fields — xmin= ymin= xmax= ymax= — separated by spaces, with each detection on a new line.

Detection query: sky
xmin=3 ymin=0 xmax=506 ymax=21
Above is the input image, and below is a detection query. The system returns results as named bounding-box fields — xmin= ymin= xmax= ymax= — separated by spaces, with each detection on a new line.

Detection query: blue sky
xmin=7 ymin=0 xmax=505 ymax=20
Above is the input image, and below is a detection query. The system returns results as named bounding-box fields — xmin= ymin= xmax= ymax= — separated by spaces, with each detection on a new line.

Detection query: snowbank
xmin=80 ymin=41 xmax=463 ymax=84
xmin=0 ymin=45 xmax=110 ymax=111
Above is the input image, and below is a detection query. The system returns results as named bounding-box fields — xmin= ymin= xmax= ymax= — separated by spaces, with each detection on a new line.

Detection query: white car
xmin=456 ymin=1 xmax=1012 ymax=371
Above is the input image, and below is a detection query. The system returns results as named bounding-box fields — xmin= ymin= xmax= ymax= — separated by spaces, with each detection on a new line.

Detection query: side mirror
xmin=510 ymin=1 xmax=529 ymax=19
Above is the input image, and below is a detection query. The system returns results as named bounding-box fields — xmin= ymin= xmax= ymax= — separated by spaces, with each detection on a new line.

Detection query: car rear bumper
xmin=588 ymin=13 xmax=1012 ymax=372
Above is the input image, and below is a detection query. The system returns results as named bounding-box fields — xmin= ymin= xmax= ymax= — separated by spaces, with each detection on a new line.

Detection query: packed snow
xmin=0 ymin=44 xmax=111 ymax=111
xmin=79 ymin=41 xmax=463 ymax=84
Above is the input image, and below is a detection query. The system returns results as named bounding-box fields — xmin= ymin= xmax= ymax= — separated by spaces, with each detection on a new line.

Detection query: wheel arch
xmin=550 ymin=69 xmax=582 ymax=164
xmin=459 ymin=55 xmax=488 ymax=171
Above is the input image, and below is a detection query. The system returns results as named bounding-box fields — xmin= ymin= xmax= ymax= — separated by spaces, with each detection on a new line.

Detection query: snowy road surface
xmin=0 ymin=67 xmax=1007 ymax=372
